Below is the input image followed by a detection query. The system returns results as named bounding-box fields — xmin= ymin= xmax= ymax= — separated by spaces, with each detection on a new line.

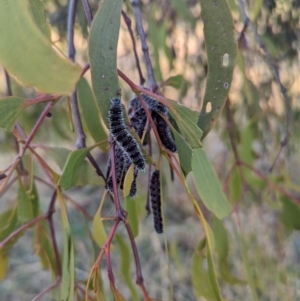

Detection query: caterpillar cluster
xmin=106 ymin=94 xmax=176 ymax=198
xmin=109 ymin=98 xmax=145 ymax=171
xmin=129 ymin=94 xmax=176 ymax=153
xmin=150 ymin=170 xmax=163 ymax=234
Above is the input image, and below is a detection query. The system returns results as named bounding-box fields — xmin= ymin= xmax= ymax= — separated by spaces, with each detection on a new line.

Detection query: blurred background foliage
xmin=0 ymin=0 xmax=300 ymax=300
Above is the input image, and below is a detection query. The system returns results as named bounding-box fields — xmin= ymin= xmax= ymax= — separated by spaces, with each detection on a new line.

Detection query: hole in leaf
xmin=222 ymin=53 xmax=229 ymax=67
xmin=206 ymin=102 xmax=212 ymax=113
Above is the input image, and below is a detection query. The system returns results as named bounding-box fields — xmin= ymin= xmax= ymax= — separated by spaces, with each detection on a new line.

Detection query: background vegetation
xmin=0 ymin=0 xmax=300 ymax=300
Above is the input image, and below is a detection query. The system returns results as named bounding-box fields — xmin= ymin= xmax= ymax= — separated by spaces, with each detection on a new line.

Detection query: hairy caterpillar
xmin=152 ymin=112 xmax=177 ymax=152
xmin=106 ymin=145 xmax=139 ymax=197
xmin=150 ymin=170 xmax=163 ymax=234
xmin=129 ymin=93 xmax=168 ymax=116
xmin=109 ymin=98 xmax=145 ymax=171
xmin=130 ymin=107 xmax=147 ymax=138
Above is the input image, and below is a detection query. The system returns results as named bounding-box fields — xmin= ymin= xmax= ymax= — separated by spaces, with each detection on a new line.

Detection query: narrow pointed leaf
xmin=0 ymin=97 xmax=25 ymax=132
xmin=192 ymin=148 xmax=231 ymax=219
xmin=197 ymin=0 xmax=237 ymax=138
xmin=123 ymin=165 xmax=134 ymax=198
xmin=115 ymin=234 xmax=139 ymax=301
xmin=89 ymin=0 xmax=123 ymax=128
xmin=0 ymin=254 xmax=9 ymax=280
xmin=57 ymin=190 xmax=75 ymax=301
xmin=76 ymin=78 xmax=108 ymax=150
xmin=164 ymin=97 xmax=203 ymax=148
xmin=212 ymin=218 xmax=246 ymax=284
xmin=44 ymin=146 xmax=104 ymax=188
xmin=0 ymin=0 xmax=81 ymax=94
xmin=34 ymin=221 xmax=58 ymax=276
xmin=0 ymin=208 xmax=21 ymax=254
xmin=125 ymin=198 xmax=139 ymax=238
xmin=110 ymin=283 xmax=127 ymax=301
xmin=163 ymin=74 xmax=183 ymax=89
xmin=92 ymin=206 xmax=108 ymax=248
xmin=17 ymin=182 xmax=34 ymax=223
xmin=191 ymin=243 xmax=218 ymax=301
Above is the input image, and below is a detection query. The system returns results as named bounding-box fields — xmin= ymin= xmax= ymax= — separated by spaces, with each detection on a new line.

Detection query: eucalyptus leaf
xmin=0 ymin=0 xmax=81 ymax=94
xmin=0 ymin=97 xmax=25 ymax=132
xmin=89 ymin=0 xmax=123 ymax=128
xmin=192 ymin=148 xmax=231 ymax=219
xmin=197 ymin=0 xmax=237 ymax=138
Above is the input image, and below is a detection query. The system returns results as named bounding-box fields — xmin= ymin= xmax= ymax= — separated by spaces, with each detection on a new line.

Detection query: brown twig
xmin=22 ymin=101 xmax=57 ymax=155
xmin=237 ymin=160 xmax=300 ymax=206
xmin=121 ymin=10 xmax=145 ymax=86
xmin=81 ymin=0 xmax=93 ymax=27
xmin=31 ymin=277 xmax=61 ymax=301
xmin=131 ymin=0 xmax=157 ymax=90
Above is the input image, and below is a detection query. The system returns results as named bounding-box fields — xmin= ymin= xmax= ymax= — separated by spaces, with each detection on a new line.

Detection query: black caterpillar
xmin=106 ymin=144 xmax=138 ymax=197
xmin=129 ymin=94 xmax=176 ymax=152
xmin=150 ymin=170 xmax=163 ymax=234
xmin=152 ymin=112 xmax=177 ymax=152
xmin=130 ymin=107 xmax=147 ymax=138
xmin=109 ymin=98 xmax=145 ymax=171
xmin=129 ymin=93 xmax=168 ymax=116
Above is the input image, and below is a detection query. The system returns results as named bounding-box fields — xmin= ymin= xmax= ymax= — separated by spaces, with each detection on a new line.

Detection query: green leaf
xmin=76 ymin=78 xmax=108 ymax=150
xmin=166 ymin=98 xmax=203 ymax=148
xmin=172 ymin=129 xmax=193 ymax=176
xmin=123 ymin=165 xmax=134 ymax=198
xmin=28 ymin=0 xmax=51 ymax=39
xmin=58 ymin=148 xmax=90 ymax=189
xmin=30 ymin=181 xmax=40 ymax=218
xmin=58 ymin=191 xmax=75 ymax=301
xmin=0 ymin=97 xmax=25 ymax=132
xmin=191 ymin=243 xmax=218 ymax=301
xmin=115 ymin=234 xmax=139 ymax=301
xmin=92 ymin=204 xmax=108 ymax=248
xmin=163 ymin=75 xmax=183 ymax=89
xmin=197 ymin=0 xmax=237 ymax=138
xmin=0 ymin=208 xmax=21 ymax=254
xmin=280 ymin=196 xmax=300 ymax=231
xmin=212 ymin=217 xmax=246 ymax=284
xmin=192 ymin=149 xmax=231 ymax=219
xmin=125 ymin=198 xmax=139 ymax=238
xmin=17 ymin=181 xmax=34 ymax=223
xmin=44 ymin=146 xmax=104 ymax=188
xmin=170 ymin=0 xmax=196 ymax=28
xmin=0 ymin=0 xmax=81 ymax=94
xmin=0 ymin=254 xmax=9 ymax=280
xmin=228 ymin=168 xmax=242 ymax=205
xmin=110 ymin=283 xmax=127 ymax=301
xmin=34 ymin=221 xmax=58 ymax=276
xmin=89 ymin=0 xmax=122 ymax=128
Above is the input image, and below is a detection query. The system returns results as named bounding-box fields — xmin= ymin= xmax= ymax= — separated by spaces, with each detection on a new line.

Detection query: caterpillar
xmin=109 ymin=98 xmax=145 ymax=171
xmin=150 ymin=170 xmax=163 ymax=234
xmin=152 ymin=112 xmax=177 ymax=153
xmin=106 ymin=144 xmax=139 ymax=197
xmin=130 ymin=107 xmax=147 ymax=138
xmin=129 ymin=94 xmax=168 ymax=116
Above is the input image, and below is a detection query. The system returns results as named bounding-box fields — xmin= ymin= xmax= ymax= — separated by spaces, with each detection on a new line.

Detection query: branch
xmin=22 ymin=101 xmax=57 ymax=155
xmin=237 ymin=0 xmax=291 ymax=171
xmin=238 ymin=160 xmax=300 ymax=206
xmin=67 ymin=0 xmax=105 ymax=180
xmin=121 ymin=10 xmax=145 ymax=85
xmin=81 ymin=0 xmax=93 ymax=27
xmin=131 ymin=0 xmax=157 ymax=90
